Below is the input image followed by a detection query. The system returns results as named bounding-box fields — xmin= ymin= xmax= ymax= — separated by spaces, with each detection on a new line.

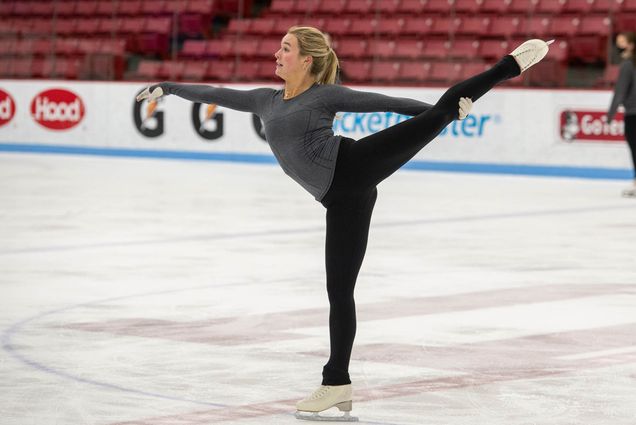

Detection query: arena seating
xmin=0 ymin=0 xmax=629 ymax=86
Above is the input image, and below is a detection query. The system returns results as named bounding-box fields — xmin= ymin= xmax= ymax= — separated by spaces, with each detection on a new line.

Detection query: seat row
xmin=224 ymin=14 xmax=614 ymax=38
xmin=0 ymin=0 xmax=250 ymax=18
xmin=268 ymin=0 xmax=632 ymax=16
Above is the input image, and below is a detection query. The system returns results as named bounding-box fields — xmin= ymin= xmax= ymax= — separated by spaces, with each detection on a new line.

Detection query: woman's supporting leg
xmin=321 ymin=187 xmax=378 ymax=385
xmin=346 ymin=55 xmax=521 ymax=189
xmin=624 ymin=114 xmax=636 ymax=180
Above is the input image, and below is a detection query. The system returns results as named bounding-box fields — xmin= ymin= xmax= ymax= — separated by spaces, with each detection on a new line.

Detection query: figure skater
xmin=607 ymin=31 xmax=636 ymax=198
xmin=137 ymin=26 xmax=553 ymax=421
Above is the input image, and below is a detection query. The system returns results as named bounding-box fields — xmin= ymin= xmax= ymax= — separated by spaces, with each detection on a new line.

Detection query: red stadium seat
xmin=270 ymin=0 xmax=296 ymax=15
xmin=54 ymin=19 xmax=77 ymax=37
xmin=549 ymin=16 xmax=580 ymax=37
xmin=429 ymin=62 xmax=462 ymax=83
xmin=257 ymin=61 xmax=278 ymax=81
xmin=181 ymin=40 xmax=208 ymax=58
xmin=577 ymin=15 xmax=611 ymax=36
xmin=427 ymin=0 xmax=454 ymax=14
xmin=398 ymin=0 xmax=428 ymax=14
xmin=76 ymin=18 xmax=101 ymax=36
xmin=478 ymin=39 xmax=510 ymax=60
xmin=227 ymin=19 xmax=251 ymax=34
xmin=536 ymin=0 xmax=566 ymax=14
xmin=32 ymin=38 xmax=53 ymax=56
xmin=205 ymin=60 xmax=235 ymax=81
xmin=250 ymin=19 xmax=276 ymax=35
xmin=235 ymin=61 xmax=260 ymax=80
xmin=508 ymin=0 xmax=539 ymax=14
xmin=349 ymin=18 xmax=377 ymax=36
xmin=371 ymin=61 xmax=400 ymax=82
xmin=455 ymin=0 xmax=482 ymax=14
xmin=344 ymin=0 xmax=373 ymax=15
xmin=448 ymin=39 xmax=479 ymax=59
xmin=489 ymin=16 xmax=522 ymax=38
xmin=460 ymin=61 xmax=490 ymax=80
xmin=429 ymin=17 xmax=460 ymax=35
xmin=455 ymin=16 xmax=490 ymax=37
xmin=31 ymin=19 xmax=54 ymax=36
xmin=423 ymin=39 xmax=450 ymax=60
xmin=135 ymin=60 xmax=162 ymax=80
xmin=76 ymin=1 xmax=99 ymax=16
xmin=323 ymin=18 xmax=351 ymax=37
xmin=96 ymin=1 xmax=117 ymax=16
xmin=273 ymin=17 xmax=299 ymax=34
xmin=368 ymin=40 xmax=397 ymax=59
xmin=54 ymin=58 xmax=80 ymax=79
xmin=317 ymin=0 xmax=346 ymax=15
xmin=186 ymin=0 xmax=216 ymax=14
xmin=562 ymin=0 xmax=594 ymax=14
xmin=53 ymin=2 xmax=76 ymax=16
xmin=234 ymin=38 xmax=260 ymax=57
xmin=158 ymin=61 xmax=185 ymax=80
xmin=162 ymin=0 xmax=189 ymax=15
xmin=97 ymin=18 xmax=122 ymax=35
xmin=376 ymin=0 xmax=400 ymax=14
xmin=591 ymin=0 xmax=622 ymax=13
xmin=119 ymin=0 xmax=142 ymax=15
xmin=341 ymin=60 xmax=370 ymax=82
xmin=398 ymin=62 xmax=431 ymax=82
xmin=32 ymin=1 xmax=55 ymax=16
xmin=596 ymin=64 xmax=619 ymax=87
xmin=622 ymin=0 xmax=636 ymax=11
xmin=258 ymin=38 xmax=280 ymax=58
xmin=403 ymin=17 xmax=433 ymax=36
xmin=207 ymin=39 xmax=235 ymax=57
xmin=142 ymin=0 xmax=166 ymax=15
xmin=522 ymin=16 xmax=552 ymax=38
xmin=569 ymin=36 xmax=604 ymax=62
xmin=480 ymin=0 xmax=511 ymax=14
xmin=376 ymin=17 xmax=405 ymax=36
xmin=335 ymin=38 xmax=368 ymax=59
xmin=394 ymin=39 xmax=425 ymax=59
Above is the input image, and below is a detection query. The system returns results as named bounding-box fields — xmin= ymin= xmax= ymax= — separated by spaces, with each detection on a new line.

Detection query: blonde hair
xmin=287 ymin=26 xmax=339 ymax=85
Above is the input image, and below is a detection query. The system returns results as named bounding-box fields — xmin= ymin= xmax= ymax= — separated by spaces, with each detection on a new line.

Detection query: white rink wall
xmin=0 ymin=79 xmax=632 ymax=179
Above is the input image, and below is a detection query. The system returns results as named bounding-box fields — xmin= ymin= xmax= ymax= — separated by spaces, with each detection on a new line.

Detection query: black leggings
xmin=319 ymin=55 xmax=520 ymax=386
xmin=624 ymin=114 xmax=636 ymax=179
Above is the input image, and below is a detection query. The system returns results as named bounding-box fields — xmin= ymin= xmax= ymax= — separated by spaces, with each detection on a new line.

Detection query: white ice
xmin=1 ymin=153 xmax=635 ymax=425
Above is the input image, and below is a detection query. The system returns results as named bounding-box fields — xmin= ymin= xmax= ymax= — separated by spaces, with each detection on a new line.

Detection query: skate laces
xmin=309 ymin=386 xmax=331 ymax=400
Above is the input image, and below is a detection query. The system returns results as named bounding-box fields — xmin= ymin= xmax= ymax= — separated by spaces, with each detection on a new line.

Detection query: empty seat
xmin=136 ymin=60 xmax=162 ymax=80
xmin=489 ymin=16 xmax=522 ymax=38
xmin=76 ymin=1 xmax=99 ymax=16
xmin=207 ymin=39 xmax=235 ymax=57
xmin=317 ymin=0 xmax=346 ymax=15
xmin=96 ymin=1 xmax=118 ymax=16
xmin=205 ymin=60 xmax=235 ymax=81
xmin=398 ymin=62 xmax=431 ymax=82
xmin=508 ymin=0 xmax=539 ymax=14
xmin=577 ymin=15 xmax=611 ymax=36
xmin=549 ymin=16 xmax=580 ymax=37
xmin=535 ymin=0 xmax=566 ymax=14
xmin=455 ymin=0 xmax=482 ymax=14
xmin=158 ymin=61 xmax=186 ymax=80
xmin=448 ymin=39 xmax=479 ymax=59
xmin=429 ymin=62 xmax=463 ymax=83
xmin=478 ymin=39 xmax=510 ymax=59
xmin=234 ymin=38 xmax=260 ymax=57
xmin=341 ymin=60 xmax=370 ymax=82
xmin=335 ymin=38 xmax=368 ymax=59
xmin=480 ymin=0 xmax=511 ymax=14
xmin=367 ymin=40 xmax=396 ymax=59
xmin=258 ymin=38 xmax=281 ymax=57
xmin=181 ymin=40 xmax=207 ymax=58
xmin=119 ymin=0 xmax=142 ymax=15
xmin=376 ymin=17 xmax=405 ymax=36
xmin=371 ymin=61 xmax=400 ymax=82
xmin=455 ymin=16 xmax=490 ymax=36
xmin=522 ymin=16 xmax=552 ymax=38
xmin=397 ymin=0 xmax=427 ymax=14
xmin=394 ymin=39 xmax=424 ymax=59
xmin=235 ymin=61 xmax=260 ymax=80
xmin=422 ymin=39 xmax=449 ymax=60
xmin=349 ymin=18 xmax=377 ymax=36
xmin=344 ymin=0 xmax=373 ymax=15
xmin=323 ymin=18 xmax=351 ymax=37
xmin=562 ymin=0 xmax=594 ymax=13
xmin=270 ymin=0 xmax=296 ymax=15
xmin=250 ymin=19 xmax=276 ymax=35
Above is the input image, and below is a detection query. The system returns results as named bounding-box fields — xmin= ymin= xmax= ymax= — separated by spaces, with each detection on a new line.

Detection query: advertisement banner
xmin=0 ymin=80 xmax=632 ymax=177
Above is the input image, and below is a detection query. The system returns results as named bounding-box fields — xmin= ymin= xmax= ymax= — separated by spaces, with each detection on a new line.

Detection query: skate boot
xmin=622 ymin=187 xmax=636 ymax=198
xmin=509 ymin=39 xmax=555 ymax=73
xmin=295 ymin=384 xmax=358 ymax=422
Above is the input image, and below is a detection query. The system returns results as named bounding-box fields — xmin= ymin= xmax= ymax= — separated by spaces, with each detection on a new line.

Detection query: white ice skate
xmin=510 ymin=39 xmax=555 ymax=73
xmin=295 ymin=384 xmax=358 ymax=422
xmin=622 ymin=187 xmax=636 ymax=198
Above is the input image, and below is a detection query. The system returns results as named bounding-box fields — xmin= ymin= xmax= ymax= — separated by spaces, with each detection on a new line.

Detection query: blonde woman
xmin=138 ymin=27 xmax=552 ymax=421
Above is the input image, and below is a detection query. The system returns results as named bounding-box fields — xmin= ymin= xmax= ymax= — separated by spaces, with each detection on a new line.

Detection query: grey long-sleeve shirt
xmin=159 ymin=82 xmax=433 ymax=200
xmin=608 ymin=59 xmax=636 ymax=122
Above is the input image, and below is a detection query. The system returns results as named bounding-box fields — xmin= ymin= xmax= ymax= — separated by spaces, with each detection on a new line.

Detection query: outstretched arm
xmin=137 ymin=82 xmax=275 ymax=115
xmin=321 ymin=85 xmax=434 ymax=116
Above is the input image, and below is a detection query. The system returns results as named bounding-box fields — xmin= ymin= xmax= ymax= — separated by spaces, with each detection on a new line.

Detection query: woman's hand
xmin=458 ymin=97 xmax=473 ymax=120
xmin=136 ymin=85 xmax=165 ymax=102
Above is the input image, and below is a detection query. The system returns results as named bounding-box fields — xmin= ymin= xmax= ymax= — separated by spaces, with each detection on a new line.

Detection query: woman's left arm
xmin=608 ymin=61 xmax=634 ymax=122
xmin=323 ymin=85 xmax=434 ymax=116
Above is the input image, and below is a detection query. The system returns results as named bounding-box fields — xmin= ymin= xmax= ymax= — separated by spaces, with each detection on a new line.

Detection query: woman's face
xmin=274 ymin=33 xmax=310 ymax=81
xmin=616 ymin=34 xmax=634 ymax=54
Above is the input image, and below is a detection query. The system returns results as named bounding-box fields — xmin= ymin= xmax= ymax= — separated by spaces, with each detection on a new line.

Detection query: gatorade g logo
xmin=192 ymin=103 xmax=224 ymax=140
xmin=0 ymin=89 xmax=16 ymax=127
xmin=133 ymin=88 xmax=164 ymax=137
xmin=252 ymin=114 xmax=267 ymax=141
xmin=31 ymin=88 xmax=85 ymax=130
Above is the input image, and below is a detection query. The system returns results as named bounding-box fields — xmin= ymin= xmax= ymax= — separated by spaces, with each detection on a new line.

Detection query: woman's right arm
xmin=139 ymin=82 xmax=275 ymax=114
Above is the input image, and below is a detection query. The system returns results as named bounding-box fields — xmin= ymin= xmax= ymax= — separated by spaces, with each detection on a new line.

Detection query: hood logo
xmin=0 ymin=89 xmax=16 ymax=127
xmin=560 ymin=110 xmax=624 ymax=142
xmin=192 ymin=103 xmax=224 ymax=141
xmin=31 ymin=88 xmax=85 ymax=130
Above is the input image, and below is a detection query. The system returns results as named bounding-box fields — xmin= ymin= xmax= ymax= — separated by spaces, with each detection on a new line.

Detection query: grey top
xmin=608 ymin=59 xmax=636 ymax=121
xmin=159 ymin=82 xmax=433 ymax=200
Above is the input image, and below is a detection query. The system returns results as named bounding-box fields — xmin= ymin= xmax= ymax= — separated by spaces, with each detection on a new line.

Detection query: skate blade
xmin=295 ymin=411 xmax=359 ymax=422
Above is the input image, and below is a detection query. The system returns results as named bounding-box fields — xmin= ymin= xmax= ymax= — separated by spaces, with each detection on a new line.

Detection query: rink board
xmin=0 ymin=79 xmax=632 ymax=179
